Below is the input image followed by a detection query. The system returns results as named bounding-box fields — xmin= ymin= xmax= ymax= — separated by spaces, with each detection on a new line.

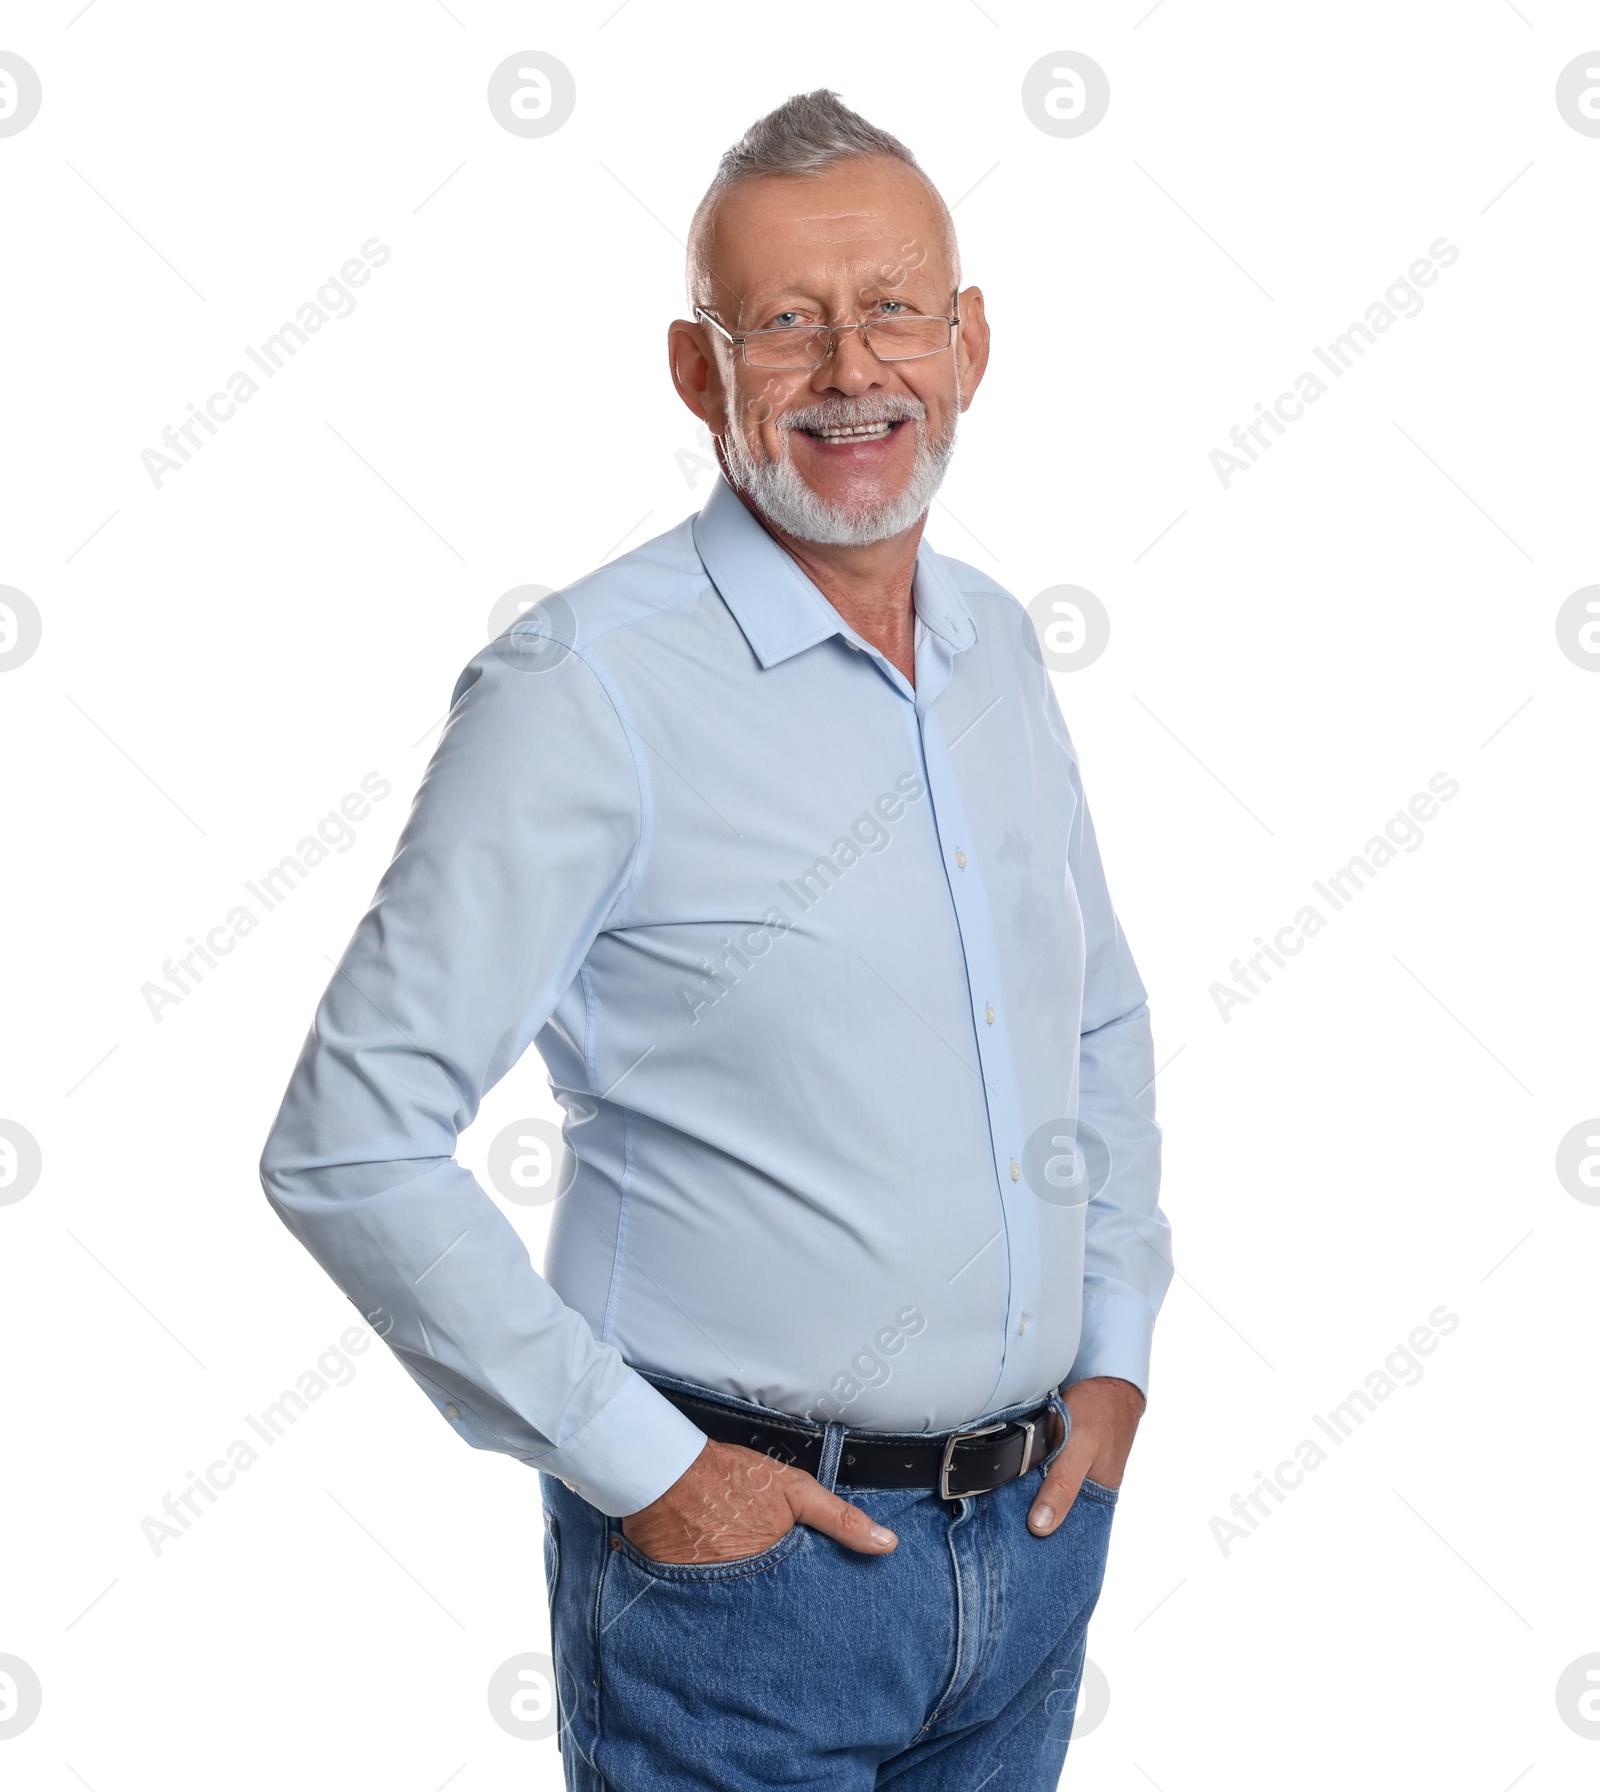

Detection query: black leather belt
xmin=655 ymin=1387 xmax=1055 ymax=1500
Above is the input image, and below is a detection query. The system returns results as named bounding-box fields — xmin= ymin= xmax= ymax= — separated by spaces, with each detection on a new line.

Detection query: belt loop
xmin=815 ymin=1422 xmax=847 ymax=1493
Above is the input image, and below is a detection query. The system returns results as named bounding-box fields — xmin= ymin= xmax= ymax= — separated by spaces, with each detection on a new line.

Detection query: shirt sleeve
xmin=258 ymin=635 xmax=709 ymax=1517
xmin=1046 ymin=685 xmax=1174 ymax=1401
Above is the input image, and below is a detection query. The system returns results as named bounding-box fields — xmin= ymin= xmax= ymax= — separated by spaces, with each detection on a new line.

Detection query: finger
xmin=785 ymin=1474 xmax=898 ymax=1553
xmin=1028 ymin=1433 xmax=1093 ymax=1537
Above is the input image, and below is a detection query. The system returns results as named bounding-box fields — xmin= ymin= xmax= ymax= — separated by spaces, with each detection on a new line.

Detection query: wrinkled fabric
xmin=260 ymin=473 xmax=1171 ymax=1517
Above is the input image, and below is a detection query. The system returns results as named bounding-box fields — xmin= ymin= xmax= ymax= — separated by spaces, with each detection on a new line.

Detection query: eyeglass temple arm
xmin=692 ymin=306 xmax=738 ymax=342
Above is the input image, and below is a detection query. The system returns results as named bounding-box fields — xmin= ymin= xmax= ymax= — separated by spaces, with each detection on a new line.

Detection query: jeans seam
xmin=917 ymin=1496 xmax=975 ymax=1736
xmin=568 ymin=1498 xmax=609 ymax=1789
xmin=933 ymin=1484 xmax=1003 ymax=1728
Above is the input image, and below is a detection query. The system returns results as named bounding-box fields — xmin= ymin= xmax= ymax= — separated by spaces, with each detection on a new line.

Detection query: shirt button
xmin=444 ymin=1403 xmax=460 ymax=1419
xmin=1009 ymin=1161 xmax=1021 ymax=1182
xmin=1019 ymin=1315 xmax=1028 ymax=1335
xmin=956 ymin=850 xmax=968 ymax=869
xmin=985 ymin=1003 xmax=995 ymax=1025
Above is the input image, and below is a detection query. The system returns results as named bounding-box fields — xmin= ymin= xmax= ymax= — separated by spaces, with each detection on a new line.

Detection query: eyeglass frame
xmin=692 ymin=296 xmax=962 ymax=370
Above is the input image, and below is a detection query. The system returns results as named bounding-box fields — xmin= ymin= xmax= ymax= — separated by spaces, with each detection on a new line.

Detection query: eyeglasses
xmin=693 ymin=301 xmax=960 ymax=370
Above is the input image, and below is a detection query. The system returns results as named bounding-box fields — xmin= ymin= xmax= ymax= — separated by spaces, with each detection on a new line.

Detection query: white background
xmin=2 ymin=2 xmax=1596 ymax=1787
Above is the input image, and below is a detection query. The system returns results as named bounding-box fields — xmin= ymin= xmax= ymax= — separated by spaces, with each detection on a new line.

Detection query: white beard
xmin=719 ymin=388 xmax=959 ymax=548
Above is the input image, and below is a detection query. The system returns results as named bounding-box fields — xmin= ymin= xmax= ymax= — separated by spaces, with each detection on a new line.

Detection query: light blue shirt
xmin=260 ymin=474 xmax=1172 ymax=1517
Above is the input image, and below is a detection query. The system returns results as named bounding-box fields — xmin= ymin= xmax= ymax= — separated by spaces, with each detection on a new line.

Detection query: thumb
xmin=784 ymin=1474 xmax=898 ymax=1554
xmin=1029 ymin=1432 xmax=1090 ymax=1537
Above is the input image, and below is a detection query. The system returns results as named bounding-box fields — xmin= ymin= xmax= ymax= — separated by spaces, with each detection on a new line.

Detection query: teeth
xmin=812 ymin=421 xmax=895 ymax=441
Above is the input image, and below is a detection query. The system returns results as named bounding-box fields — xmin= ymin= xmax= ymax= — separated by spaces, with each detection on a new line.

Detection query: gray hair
xmin=687 ymin=90 xmax=956 ymax=308
xmin=707 ymin=89 xmax=920 ymax=192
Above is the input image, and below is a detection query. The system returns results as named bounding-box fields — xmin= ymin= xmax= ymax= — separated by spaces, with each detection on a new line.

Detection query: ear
xmin=667 ymin=317 xmax=731 ymax=435
xmin=953 ymin=286 xmax=990 ymax=410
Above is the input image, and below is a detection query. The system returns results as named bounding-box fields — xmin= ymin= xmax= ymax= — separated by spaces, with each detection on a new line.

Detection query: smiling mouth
xmin=800 ymin=419 xmax=905 ymax=444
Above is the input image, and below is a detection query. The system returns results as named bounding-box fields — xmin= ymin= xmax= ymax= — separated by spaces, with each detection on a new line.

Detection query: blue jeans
xmin=539 ymin=1377 xmax=1117 ymax=1790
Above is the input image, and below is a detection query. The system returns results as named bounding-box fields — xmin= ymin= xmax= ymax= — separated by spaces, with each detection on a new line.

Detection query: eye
xmin=768 ymin=311 xmax=804 ymax=329
xmin=876 ymin=299 xmax=910 ymax=315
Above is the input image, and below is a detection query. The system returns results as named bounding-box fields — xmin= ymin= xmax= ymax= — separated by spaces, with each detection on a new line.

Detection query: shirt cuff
xmin=1066 ymin=1289 xmax=1158 ymax=1403
xmin=525 ymin=1370 xmax=708 ymax=1517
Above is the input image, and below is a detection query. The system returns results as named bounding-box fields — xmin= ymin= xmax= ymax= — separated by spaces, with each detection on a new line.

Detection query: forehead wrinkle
xmin=772 ymin=204 xmax=906 ymax=240
xmin=690 ymin=173 xmax=958 ymax=314
xmin=747 ymin=249 xmax=917 ymax=292
xmin=732 ymin=224 xmax=952 ymax=298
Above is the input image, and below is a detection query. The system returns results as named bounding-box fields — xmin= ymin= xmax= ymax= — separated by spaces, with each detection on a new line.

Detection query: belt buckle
xmin=938 ymin=1420 xmax=1009 ymax=1500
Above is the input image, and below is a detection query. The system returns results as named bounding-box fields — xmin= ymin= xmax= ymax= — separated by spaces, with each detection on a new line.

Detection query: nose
xmin=812 ymin=324 xmax=890 ymax=396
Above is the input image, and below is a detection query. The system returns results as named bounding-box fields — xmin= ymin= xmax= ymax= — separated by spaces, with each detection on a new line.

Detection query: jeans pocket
xmin=611 ymin=1520 xmax=807 ymax=1583
xmin=1078 ymin=1475 xmax=1119 ymax=1506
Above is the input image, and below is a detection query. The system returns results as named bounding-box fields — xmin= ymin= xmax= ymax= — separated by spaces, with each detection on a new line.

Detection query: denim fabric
xmin=538 ymin=1386 xmax=1117 ymax=1790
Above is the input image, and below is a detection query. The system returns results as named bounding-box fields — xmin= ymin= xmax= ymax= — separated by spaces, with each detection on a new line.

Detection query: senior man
xmin=262 ymin=89 xmax=1171 ymax=1790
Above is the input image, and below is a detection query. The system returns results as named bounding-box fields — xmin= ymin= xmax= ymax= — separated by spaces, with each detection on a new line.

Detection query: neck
xmin=730 ymin=485 xmax=923 ymax=688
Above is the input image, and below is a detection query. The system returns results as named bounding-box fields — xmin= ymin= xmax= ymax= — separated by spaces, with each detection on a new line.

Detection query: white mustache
xmin=780 ymin=399 xmax=926 ymax=434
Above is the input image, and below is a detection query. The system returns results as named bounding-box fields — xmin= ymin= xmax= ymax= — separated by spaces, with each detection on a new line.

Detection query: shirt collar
xmin=691 ymin=472 xmax=977 ymax=669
